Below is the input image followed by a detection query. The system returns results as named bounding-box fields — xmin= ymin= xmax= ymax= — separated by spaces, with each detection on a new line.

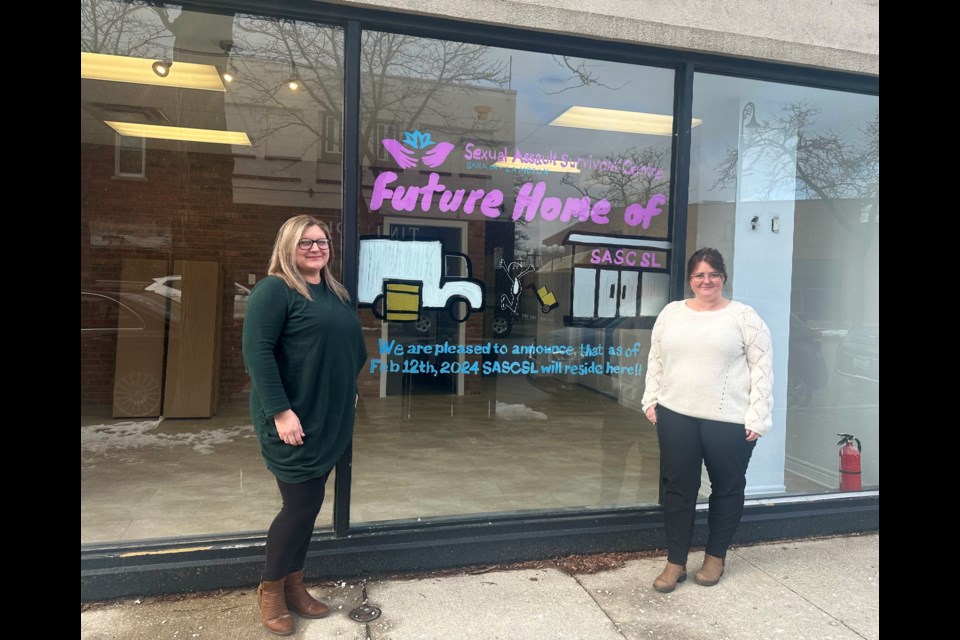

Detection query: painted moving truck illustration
xmin=358 ymin=238 xmax=484 ymax=323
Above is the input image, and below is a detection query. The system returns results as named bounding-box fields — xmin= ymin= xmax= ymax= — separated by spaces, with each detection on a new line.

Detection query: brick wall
xmin=81 ymin=141 xmax=342 ymax=412
xmin=81 ymin=146 xmax=497 ymax=412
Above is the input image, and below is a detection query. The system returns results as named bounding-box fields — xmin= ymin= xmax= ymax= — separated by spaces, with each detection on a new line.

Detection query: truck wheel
xmin=492 ymin=315 xmax=512 ymax=337
xmin=447 ymin=297 xmax=472 ymax=322
xmin=414 ymin=314 xmax=432 ymax=333
xmin=372 ymin=295 xmax=386 ymax=320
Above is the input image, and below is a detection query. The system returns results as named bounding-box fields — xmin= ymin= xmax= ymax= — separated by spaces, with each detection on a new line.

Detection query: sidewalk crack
xmin=571 ymin=573 xmax=629 ymax=639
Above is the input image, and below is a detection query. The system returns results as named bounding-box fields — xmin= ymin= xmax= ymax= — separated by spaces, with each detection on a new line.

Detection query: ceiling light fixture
xmin=218 ymin=40 xmax=236 ymax=85
xmin=492 ymin=157 xmax=580 ymax=174
xmin=287 ymin=62 xmax=301 ymax=91
xmin=104 ymin=121 xmax=252 ymax=146
xmin=151 ymin=59 xmax=172 ymax=78
xmin=81 ymin=53 xmax=225 ymax=91
xmin=549 ymin=106 xmax=702 ymax=136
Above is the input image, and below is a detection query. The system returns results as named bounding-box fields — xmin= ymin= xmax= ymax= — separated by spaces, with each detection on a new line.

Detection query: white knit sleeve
xmin=641 ymin=305 xmax=671 ymax=412
xmin=741 ymin=306 xmax=774 ymax=435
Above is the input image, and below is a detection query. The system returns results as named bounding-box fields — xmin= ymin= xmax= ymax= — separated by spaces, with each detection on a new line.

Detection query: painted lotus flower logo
xmin=382 ymin=130 xmax=455 ymax=169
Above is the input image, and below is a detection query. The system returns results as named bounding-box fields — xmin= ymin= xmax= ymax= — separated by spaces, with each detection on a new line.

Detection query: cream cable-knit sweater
xmin=641 ymin=300 xmax=774 ymax=435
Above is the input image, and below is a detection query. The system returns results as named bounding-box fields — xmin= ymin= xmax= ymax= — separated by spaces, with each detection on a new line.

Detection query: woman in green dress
xmin=243 ymin=215 xmax=367 ymax=635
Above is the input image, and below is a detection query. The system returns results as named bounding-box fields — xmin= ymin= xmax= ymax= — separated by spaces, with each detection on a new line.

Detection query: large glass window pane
xmin=81 ymin=1 xmax=343 ymax=542
xmin=352 ymin=33 xmax=675 ymax=523
xmin=690 ymin=74 xmax=879 ymax=496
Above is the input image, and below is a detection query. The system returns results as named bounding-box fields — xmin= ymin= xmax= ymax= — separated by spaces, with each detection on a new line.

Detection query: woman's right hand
xmin=274 ymin=409 xmax=305 ymax=446
xmin=645 ymin=404 xmax=657 ymax=426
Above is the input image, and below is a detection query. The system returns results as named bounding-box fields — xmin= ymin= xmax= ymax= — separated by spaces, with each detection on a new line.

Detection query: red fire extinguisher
xmin=837 ymin=433 xmax=861 ymax=491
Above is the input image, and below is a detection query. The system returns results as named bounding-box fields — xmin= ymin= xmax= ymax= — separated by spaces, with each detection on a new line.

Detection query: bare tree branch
xmin=542 ymin=56 xmax=628 ymax=95
xmin=81 ymin=0 xmax=169 ymax=56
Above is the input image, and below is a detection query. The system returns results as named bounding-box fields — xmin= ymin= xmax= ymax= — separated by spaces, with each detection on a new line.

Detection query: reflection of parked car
xmin=145 ymin=275 xmax=182 ymax=301
xmin=836 ymin=327 xmax=879 ymax=382
xmin=81 ymin=292 xmax=146 ymax=332
xmin=233 ymin=283 xmax=250 ymax=319
xmin=788 ymin=314 xmax=828 ymax=407
xmin=81 ymin=290 xmax=178 ymax=332
xmin=81 ymin=291 xmax=172 ymax=416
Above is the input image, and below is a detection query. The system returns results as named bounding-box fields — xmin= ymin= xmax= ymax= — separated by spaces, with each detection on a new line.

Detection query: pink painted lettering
xmin=624 ymin=194 xmax=666 ymax=229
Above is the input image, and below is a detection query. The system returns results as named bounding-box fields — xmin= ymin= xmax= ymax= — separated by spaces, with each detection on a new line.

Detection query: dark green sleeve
xmin=242 ymin=277 xmax=291 ymax=416
xmin=357 ymin=330 xmax=368 ymax=377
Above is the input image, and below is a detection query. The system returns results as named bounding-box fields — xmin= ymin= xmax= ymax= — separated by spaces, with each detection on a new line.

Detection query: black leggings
xmin=656 ymin=405 xmax=756 ymax=566
xmin=262 ymin=472 xmax=330 ymax=581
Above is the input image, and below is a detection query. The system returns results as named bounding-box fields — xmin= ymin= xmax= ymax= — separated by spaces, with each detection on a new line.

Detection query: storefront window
xmin=351 ymin=33 xmax=676 ymax=523
xmin=80 ymin=1 xmax=343 ymax=542
xmin=689 ymin=74 xmax=879 ymax=496
xmin=82 ymin=2 xmax=877 ymax=548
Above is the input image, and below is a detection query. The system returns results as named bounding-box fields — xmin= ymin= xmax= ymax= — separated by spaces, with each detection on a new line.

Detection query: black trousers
xmin=262 ymin=472 xmax=330 ymax=581
xmin=656 ymin=405 xmax=756 ymax=566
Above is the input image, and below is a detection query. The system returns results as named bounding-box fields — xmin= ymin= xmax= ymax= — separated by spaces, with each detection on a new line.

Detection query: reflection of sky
xmin=476 ymin=49 xmax=676 ymax=245
xmin=489 ymin=50 xmax=675 ymax=150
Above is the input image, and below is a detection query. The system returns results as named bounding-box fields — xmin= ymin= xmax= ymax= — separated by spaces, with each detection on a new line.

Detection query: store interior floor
xmin=81 ymin=373 xmax=872 ymax=545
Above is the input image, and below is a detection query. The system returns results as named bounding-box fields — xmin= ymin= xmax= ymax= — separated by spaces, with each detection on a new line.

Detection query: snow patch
xmin=81 ymin=419 xmax=252 ymax=455
xmin=495 ymin=402 xmax=548 ymax=421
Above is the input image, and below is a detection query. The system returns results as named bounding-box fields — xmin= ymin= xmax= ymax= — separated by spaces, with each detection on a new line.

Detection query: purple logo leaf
xmin=421 ymin=142 xmax=454 ymax=168
xmin=381 ymin=139 xmax=418 ymax=169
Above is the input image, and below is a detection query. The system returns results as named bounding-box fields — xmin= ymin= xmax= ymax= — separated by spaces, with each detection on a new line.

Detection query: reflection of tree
xmin=81 ymin=0 xmax=169 ymax=56
xmin=542 ymin=56 xmax=628 ymax=95
xmin=230 ymin=17 xmax=343 ymax=163
xmin=232 ymin=22 xmax=510 ymax=165
xmin=83 ymin=5 xmax=510 ymax=163
xmin=713 ymin=102 xmax=879 ymax=327
xmin=561 ymin=145 xmax=669 ymax=209
xmin=360 ymin=33 xmax=508 ymax=147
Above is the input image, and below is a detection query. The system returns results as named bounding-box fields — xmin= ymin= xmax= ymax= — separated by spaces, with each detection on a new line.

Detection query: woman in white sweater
xmin=642 ymin=248 xmax=773 ymax=593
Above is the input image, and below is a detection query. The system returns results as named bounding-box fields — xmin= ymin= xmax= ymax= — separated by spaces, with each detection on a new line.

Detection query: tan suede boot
xmin=284 ymin=570 xmax=330 ymax=618
xmin=694 ymin=554 xmax=725 ymax=586
xmin=652 ymin=561 xmax=687 ymax=593
xmin=257 ymin=577 xmax=295 ymax=636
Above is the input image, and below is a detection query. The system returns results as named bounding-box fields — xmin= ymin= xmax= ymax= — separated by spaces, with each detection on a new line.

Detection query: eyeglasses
xmin=297 ymin=238 xmax=330 ymax=250
xmin=690 ymin=272 xmax=723 ymax=282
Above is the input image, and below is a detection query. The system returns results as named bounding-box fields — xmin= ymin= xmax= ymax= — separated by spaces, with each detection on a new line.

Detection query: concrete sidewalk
xmin=81 ymin=534 xmax=878 ymax=640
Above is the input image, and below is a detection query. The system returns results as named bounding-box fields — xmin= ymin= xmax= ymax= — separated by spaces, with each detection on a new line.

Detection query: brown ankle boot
xmin=257 ymin=577 xmax=295 ymax=636
xmin=653 ymin=562 xmax=687 ymax=593
xmin=284 ymin=570 xmax=330 ymax=618
xmin=694 ymin=554 xmax=725 ymax=586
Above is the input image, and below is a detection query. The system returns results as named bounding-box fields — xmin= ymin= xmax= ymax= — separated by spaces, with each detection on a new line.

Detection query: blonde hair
xmin=267 ymin=215 xmax=351 ymax=304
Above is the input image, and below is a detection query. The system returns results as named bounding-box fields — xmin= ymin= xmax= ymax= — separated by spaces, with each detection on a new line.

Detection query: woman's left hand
xmin=745 ymin=429 xmax=760 ymax=442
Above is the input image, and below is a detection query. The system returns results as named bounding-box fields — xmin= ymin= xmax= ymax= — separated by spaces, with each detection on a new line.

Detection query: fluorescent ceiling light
xmin=105 ymin=121 xmax=252 ymax=146
xmin=492 ymin=157 xmax=580 ymax=174
xmin=549 ymin=106 xmax=702 ymax=136
xmin=81 ymin=52 xmax=226 ymax=92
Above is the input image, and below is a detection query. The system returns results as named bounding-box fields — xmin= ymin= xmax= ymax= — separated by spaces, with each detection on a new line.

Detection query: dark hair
xmin=687 ymin=247 xmax=727 ymax=282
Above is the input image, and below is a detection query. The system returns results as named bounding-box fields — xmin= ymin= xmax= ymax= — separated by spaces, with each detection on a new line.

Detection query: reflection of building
xmin=81 ymin=0 xmax=878 ymax=601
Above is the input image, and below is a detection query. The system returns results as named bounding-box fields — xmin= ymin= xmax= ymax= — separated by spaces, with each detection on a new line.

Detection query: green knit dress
xmin=242 ymin=276 xmax=367 ymax=483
